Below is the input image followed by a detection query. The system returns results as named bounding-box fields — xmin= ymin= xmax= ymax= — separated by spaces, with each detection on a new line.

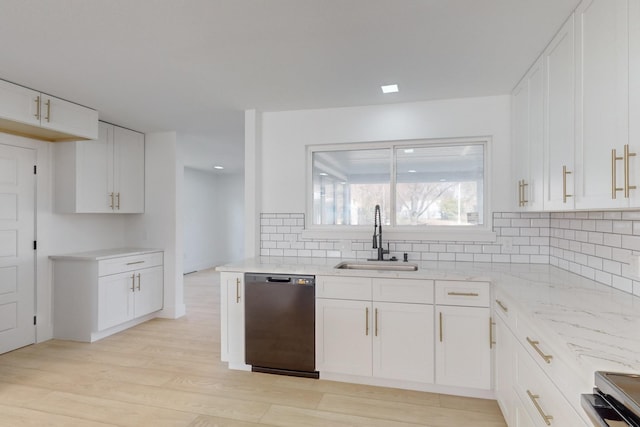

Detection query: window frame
xmin=304 ymin=137 xmax=495 ymax=242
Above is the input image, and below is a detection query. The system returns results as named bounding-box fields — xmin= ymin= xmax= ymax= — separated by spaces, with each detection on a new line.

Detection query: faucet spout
xmin=371 ymin=204 xmax=388 ymax=261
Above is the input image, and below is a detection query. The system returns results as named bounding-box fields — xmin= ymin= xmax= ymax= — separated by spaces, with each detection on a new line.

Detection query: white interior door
xmin=0 ymin=142 xmax=35 ymax=354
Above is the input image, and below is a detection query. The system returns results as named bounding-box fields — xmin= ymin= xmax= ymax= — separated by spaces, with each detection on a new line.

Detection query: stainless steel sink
xmin=334 ymin=261 xmax=419 ymax=271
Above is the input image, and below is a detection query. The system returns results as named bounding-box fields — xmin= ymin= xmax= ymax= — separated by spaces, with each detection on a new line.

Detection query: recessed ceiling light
xmin=319 ymin=172 xmax=328 ymax=176
xmin=404 ymin=148 xmax=414 ymax=154
xmin=381 ymin=84 xmax=399 ymax=94
xmin=408 ymin=169 xmax=416 ymax=173
xmin=213 ymin=165 xmax=224 ymax=170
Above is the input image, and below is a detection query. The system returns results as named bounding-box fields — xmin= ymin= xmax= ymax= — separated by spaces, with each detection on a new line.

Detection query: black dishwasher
xmin=244 ymin=273 xmax=318 ymax=378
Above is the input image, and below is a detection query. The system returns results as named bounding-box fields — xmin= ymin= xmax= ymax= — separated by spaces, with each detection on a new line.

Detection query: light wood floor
xmin=0 ymin=269 xmax=507 ymax=426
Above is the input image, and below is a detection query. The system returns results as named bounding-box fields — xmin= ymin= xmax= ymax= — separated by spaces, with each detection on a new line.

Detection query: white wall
xmin=183 ymin=168 xmax=245 ymax=272
xmin=183 ymin=167 xmax=218 ymax=272
xmin=259 ymin=96 xmax=512 ymax=214
xmin=216 ymin=173 xmax=245 ymax=263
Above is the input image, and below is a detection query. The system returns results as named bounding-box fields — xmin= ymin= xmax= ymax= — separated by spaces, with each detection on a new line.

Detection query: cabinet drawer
xmin=316 ymin=276 xmax=372 ymax=300
xmin=515 ymin=343 xmax=587 ymax=426
xmin=98 ymin=252 xmax=163 ymax=276
xmin=372 ymin=278 xmax=433 ymax=304
xmin=516 ymin=312 xmax=592 ymax=416
xmin=435 ymin=281 xmax=490 ymax=307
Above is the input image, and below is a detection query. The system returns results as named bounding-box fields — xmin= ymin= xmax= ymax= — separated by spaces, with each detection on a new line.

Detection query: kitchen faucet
xmin=370 ymin=204 xmax=389 ymax=261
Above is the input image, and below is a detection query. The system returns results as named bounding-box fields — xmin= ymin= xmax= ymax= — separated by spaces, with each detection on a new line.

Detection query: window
xmin=309 ymin=139 xmax=487 ymax=229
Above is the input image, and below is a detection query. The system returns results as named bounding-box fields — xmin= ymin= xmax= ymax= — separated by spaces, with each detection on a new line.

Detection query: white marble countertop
xmin=49 ymin=247 xmax=163 ymax=261
xmin=218 ymin=257 xmax=640 ymax=378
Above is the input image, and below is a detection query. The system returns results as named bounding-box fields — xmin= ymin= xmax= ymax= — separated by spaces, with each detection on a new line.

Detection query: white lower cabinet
xmin=52 ymin=250 xmax=164 ymax=342
xmin=97 ymin=265 xmax=163 ymax=330
xmin=435 ymin=281 xmax=492 ymax=390
xmin=316 ymin=276 xmax=435 ymax=384
xmin=316 ymin=298 xmax=372 ymax=376
xmin=220 ymin=272 xmax=249 ymax=370
xmin=492 ymin=291 xmax=590 ymax=427
xmin=373 ymin=301 xmax=434 ymax=383
xmin=494 ymin=308 xmax=516 ymax=426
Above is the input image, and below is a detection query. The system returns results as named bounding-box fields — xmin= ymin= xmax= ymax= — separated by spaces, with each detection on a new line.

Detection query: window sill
xmin=301 ymin=227 xmax=497 ymax=243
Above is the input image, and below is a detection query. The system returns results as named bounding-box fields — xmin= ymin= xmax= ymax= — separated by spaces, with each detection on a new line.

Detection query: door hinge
xmin=33 ymin=165 xmax=37 ymax=174
xmin=33 ymin=241 xmax=37 ymax=250
xmin=33 ymin=316 xmax=36 ymax=325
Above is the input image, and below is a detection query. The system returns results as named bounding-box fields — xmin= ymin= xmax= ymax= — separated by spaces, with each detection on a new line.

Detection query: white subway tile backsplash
xmin=622 ymin=235 xmax=640 ymax=251
xmin=622 ymin=211 xmax=640 ymax=220
xmin=260 ymin=211 xmax=640 ymax=296
xmin=613 ymin=221 xmax=633 ymax=234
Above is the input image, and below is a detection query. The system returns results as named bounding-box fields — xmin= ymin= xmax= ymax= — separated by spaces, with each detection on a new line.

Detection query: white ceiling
xmin=0 ymin=0 xmax=580 ymax=174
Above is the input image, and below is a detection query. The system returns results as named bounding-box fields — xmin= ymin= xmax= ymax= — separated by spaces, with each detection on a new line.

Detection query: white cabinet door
xmin=514 ymin=403 xmax=537 ymax=427
xmin=133 ymin=266 xmax=164 ymax=317
xmin=512 ymin=56 xmax=544 ymax=211
xmin=316 ymin=298 xmax=372 ymax=376
xmin=0 ymin=80 xmax=40 ymax=126
xmin=97 ymin=271 xmax=135 ymax=331
xmin=222 ymin=273 xmax=247 ymax=369
xmin=574 ymin=0 xmax=630 ymax=209
xmin=630 ymin=0 xmax=640 ymax=207
xmin=54 ymin=121 xmax=145 ymax=213
xmin=76 ymin=123 xmax=113 ymax=213
xmin=494 ymin=312 xmax=516 ymax=426
xmin=373 ymin=302 xmax=433 ymax=383
xmin=512 ymin=76 xmax=529 ymax=210
xmin=435 ymin=305 xmax=491 ymax=390
xmin=40 ymin=94 xmax=99 ymax=140
xmin=544 ymin=15 xmax=575 ymax=210
xmin=113 ymin=126 xmax=145 ymax=213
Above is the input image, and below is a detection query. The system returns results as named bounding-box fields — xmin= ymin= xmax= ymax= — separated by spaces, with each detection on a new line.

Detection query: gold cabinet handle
xmin=45 ymin=99 xmax=51 ymax=122
xmin=489 ymin=317 xmax=496 ymax=349
xmin=126 ymin=260 xmax=145 ymax=266
xmin=365 ymin=307 xmax=369 ymax=336
xmin=116 ymin=192 xmax=121 ymax=210
xmin=235 ymin=278 xmax=240 ymax=303
xmin=34 ymin=96 xmax=41 ymax=120
xmin=374 ymin=308 xmax=378 ymax=337
xmin=526 ymin=390 xmax=553 ymax=425
xmin=625 ymin=144 xmax=637 ymax=198
xmin=521 ymin=180 xmax=528 ymax=206
xmin=562 ymin=165 xmax=572 ymax=203
xmin=136 ymin=273 xmax=141 ymax=291
xmin=612 ymin=148 xmax=624 ymax=199
xmin=495 ymin=299 xmax=508 ymax=313
xmin=526 ymin=337 xmax=553 ymax=363
xmin=109 ymin=192 xmax=115 ymax=209
xmin=447 ymin=291 xmax=479 ymax=297
xmin=130 ymin=274 xmax=135 ymax=292
xmin=439 ymin=312 xmax=443 ymax=342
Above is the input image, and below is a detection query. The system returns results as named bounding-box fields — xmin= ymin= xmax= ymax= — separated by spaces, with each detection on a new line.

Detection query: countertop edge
xmin=50 ymin=248 xmax=164 ymax=261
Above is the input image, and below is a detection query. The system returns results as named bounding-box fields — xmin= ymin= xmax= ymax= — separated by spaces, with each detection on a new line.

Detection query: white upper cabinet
xmin=543 ymin=14 xmax=575 ymax=211
xmin=512 ymin=56 xmax=544 ymax=211
xmin=0 ymin=80 xmax=40 ymax=127
xmin=40 ymin=94 xmax=99 ymax=140
xmin=0 ymin=79 xmax=98 ymax=141
xmin=631 ymin=0 xmax=640 ymax=206
xmin=54 ymin=121 xmax=145 ymax=213
xmin=574 ymin=0 xmax=630 ymax=209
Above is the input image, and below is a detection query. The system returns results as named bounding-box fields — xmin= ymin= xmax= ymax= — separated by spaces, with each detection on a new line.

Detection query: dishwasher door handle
xmin=266 ymin=277 xmax=292 ymax=283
